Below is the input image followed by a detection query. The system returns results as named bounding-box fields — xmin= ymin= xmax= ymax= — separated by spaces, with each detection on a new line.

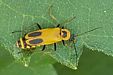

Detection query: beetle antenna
xmin=61 ymin=16 xmax=76 ymax=26
xmin=70 ymin=27 xmax=102 ymax=67
xmin=12 ymin=31 xmax=22 ymax=33
xmin=72 ymin=39 xmax=78 ymax=66
xmin=74 ymin=27 xmax=102 ymax=37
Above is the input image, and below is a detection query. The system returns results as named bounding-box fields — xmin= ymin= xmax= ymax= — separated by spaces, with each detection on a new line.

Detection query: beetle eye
xmin=62 ymin=31 xmax=67 ymax=38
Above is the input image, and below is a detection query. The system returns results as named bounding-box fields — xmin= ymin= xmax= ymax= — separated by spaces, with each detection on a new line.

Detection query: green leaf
xmin=0 ymin=0 xmax=113 ymax=70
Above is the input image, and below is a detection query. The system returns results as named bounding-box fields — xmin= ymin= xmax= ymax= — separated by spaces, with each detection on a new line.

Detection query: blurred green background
xmin=1 ymin=45 xmax=113 ymax=75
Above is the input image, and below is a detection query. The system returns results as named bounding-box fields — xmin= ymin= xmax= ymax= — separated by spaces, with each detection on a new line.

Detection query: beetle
xmin=13 ymin=5 xmax=101 ymax=51
xmin=15 ymin=23 xmax=101 ymax=50
xmin=13 ymin=5 xmax=77 ymax=50
xmin=15 ymin=23 xmax=71 ymax=51
xmin=12 ymin=5 xmax=101 ymax=64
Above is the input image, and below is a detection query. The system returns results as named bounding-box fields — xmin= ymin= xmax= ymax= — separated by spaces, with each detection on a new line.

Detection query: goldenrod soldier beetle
xmin=13 ymin=23 xmax=101 ymax=50
xmin=12 ymin=5 xmax=101 ymax=65
xmin=13 ymin=23 xmax=71 ymax=50
xmin=12 ymin=5 xmax=77 ymax=51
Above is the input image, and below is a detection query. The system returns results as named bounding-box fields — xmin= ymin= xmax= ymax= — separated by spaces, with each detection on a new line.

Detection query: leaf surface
xmin=0 ymin=0 xmax=113 ymax=70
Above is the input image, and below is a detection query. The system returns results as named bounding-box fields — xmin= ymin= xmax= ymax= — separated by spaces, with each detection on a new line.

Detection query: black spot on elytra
xmin=28 ymin=32 xmax=42 ymax=37
xmin=29 ymin=38 xmax=43 ymax=44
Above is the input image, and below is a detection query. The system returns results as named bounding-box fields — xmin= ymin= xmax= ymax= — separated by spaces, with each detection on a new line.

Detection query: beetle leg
xmin=12 ymin=30 xmax=22 ymax=33
xmin=42 ymin=45 xmax=46 ymax=51
xmin=12 ymin=23 xmax=42 ymax=34
xmin=56 ymin=24 xmax=60 ymax=27
xmin=54 ymin=43 xmax=56 ymax=51
xmin=61 ymin=16 xmax=76 ymax=26
xmin=32 ymin=23 xmax=42 ymax=29
xmin=62 ymin=26 xmax=64 ymax=29
xmin=72 ymin=39 xmax=78 ymax=66
xmin=62 ymin=40 xmax=65 ymax=46
xmin=18 ymin=48 xmax=36 ymax=55
xmin=48 ymin=5 xmax=57 ymax=21
xmin=57 ymin=24 xmax=66 ymax=28
xmin=36 ymin=23 xmax=42 ymax=29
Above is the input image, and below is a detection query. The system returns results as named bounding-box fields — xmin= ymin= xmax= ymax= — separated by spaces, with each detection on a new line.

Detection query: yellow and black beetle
xmin=13 ymin=5 xmax=101 ymax=51
xmin=13 ymin=22 xmax=101 ymax=66
xmin=15 ymin=23 xmax=101 ymax=51
xmin=12 ymin=5 xmax=102 ymax=67
xmin=15 ymin=23 xmax=71 ymax=51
